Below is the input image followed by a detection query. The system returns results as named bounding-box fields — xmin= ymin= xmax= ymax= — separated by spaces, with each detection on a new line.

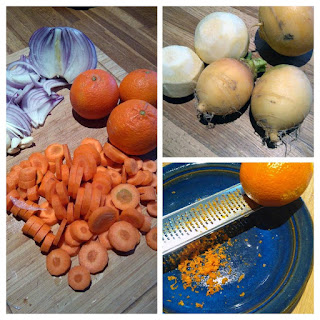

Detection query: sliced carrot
xmin=96 ymin=165 xmax=109 ymax=174
xmin=146 ymin=226 xmax=157 ymax=250
xmin=23 ymin=205 xmax=41 ymax=221
xmin=56 ymin=181 xmax=69 ymax=206
xmin=135 ymin=204 xmax=143 ymax=213
xmin=67 ymin=164 xmax=78 ymax=197
xmin=51 ymin=194 xmax=67 ymax=220
xmin=6 ymin=189 xmax=20 ymax=211
xmin=40 ymin=232 xmax=55 ymax=253
xmin=59 ymin=237 xmax=80 ymax=257
xmin=100 ymin=151 xmax=115 ymax=167
xmin=107 ymin=163 xmax=123 ymax=173
xmin=72 ymin=166 xmax=84 ymax=199
xmin=140 ymin=170 xmax=153 ymax=185
xmin=61 ymin=164 xmax=70 ymax=186
xmin=10 ymin=202 xmax=22 ymax=217
xmin=6 ymin=172 xmax=18 ymax=194
xmin=27 ymin=185 xmax=39 ymax=202
xmin=17 ymin=187 xmax=28 ymax=200
xmin=70 ymin=220 xmax=93 ymax=242
xmin=19 ymin=159 xmax=32 ymax=168
xmin=150 ymin=173 xmax=157 ymax=187
xmin=45 ymin=143 xmax=64 ymax=162
xmin=74 ymin=187 xmax=85 ymax=220
xmin=39 ymin=203 xmax=58 ymax=226
xmin=140 ymin=215 xmax=152 ymax=233
xmin=19 ymin=166 xmax=37 ymax=182
xmin=88 ymin=206 xmax=119 ymax=235
xmin=45 ymin=178 xmax=57 ymax=204
xmin=93 ymin=171 xmax=112 ymax=185
xmin=63 ymin=144 xmax=72 ymax=168
xmin=110 ymin=183 xmax=140 ymax=211
xmin=142 ymin=160 xmax=157 ymax=173
xmin=48 ymin=161 xmax=56 ymax=173
xmin=108 ymin=221 xmax=138 ymax=252
xmin=38 ymin=171 xmax=56 ymax=197
xmin=81 ymin=137 xmax=103 ymax=153
xmin=100 ymin=194 xmax=106 ymax=207
xmin=119 ymin=208 xmax=144 ymax=229
xmin=121 ymin=166 xmax=127 ymax=184
xmin=137 ymin=186 xmax=157 ymax=201
xmin=106 ymin=169 xmax=122 ymax=187
xmin=68 ymin=265 xmax=91 ymax=291
xmin=126 ymin=170 xmax=145 ymax=186
xmin=98 ymin=231 xmax=113 ymax=250
xmin=18 ymin=177 xmax=36 ymax=190
xmin=64 ymin=225 xmax=82 ymax=247
xmin=36 ymin=169 xmax=44 ymax=184
xmin=85 ymin=187 xmax=102 ymax=220
xmin=67 ymin=202 xmax=75 ymax=224
xmin=29 ymin=152 xmax=49 ymax=175
xmin=124 ymin=158 xmax=139 ymax=176
xmin=53 ymin=218 xmax=68 ymax=246
xmin=78 ymin=241 xmax=108 ymax=274
xmin=92 ymin=179 xmax=112 ymax=196
xmin=80 ymin=183 xmax=92 ymax=217
xmin=46 ymin=248 xmax=71 ymax=276
xmin=147 ymin=201 xmax=157 ymax=217
xmin=33 ymin=224 xmax=51 ymax=243
xmin=55 ymin=157 xmax=63 ymax=180
xmin=73 ymin=153 xmax=96 ymax=182
xmin=28 ymin=218 xmax=45 ymax=237
xmin=132 ymin=157 xmax=143 ymax=170
xmin=74 ymin=144 xmax=101 ymax=166
xmin=22 ymin=215 xmax=43 ymax=235
xmin=10 ymin=165 xmax=22 ymax=174
xmin=103 ymin=142 xmax=128 ymax=164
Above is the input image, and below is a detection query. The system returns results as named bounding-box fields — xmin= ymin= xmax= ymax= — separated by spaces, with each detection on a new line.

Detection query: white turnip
xmin=163 ymin=45 xmax=204 ymax=98
xmin=194 ymin=12 xmax=249 ymax=64
xmin=258 ymin=6 xmax=313 ymax=56
xmin=196 ymin=55 xmax=266 ymax=118
xmin=251 ymin=65 xmax=312 ymax=143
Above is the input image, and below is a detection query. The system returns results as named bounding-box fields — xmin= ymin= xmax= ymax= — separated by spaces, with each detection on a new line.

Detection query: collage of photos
xmin=5 ymin=3 xmax=315 ymax=317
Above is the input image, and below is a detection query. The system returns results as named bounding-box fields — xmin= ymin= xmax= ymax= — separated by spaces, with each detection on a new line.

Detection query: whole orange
xmin=107 ymin=99 xmax=157 ymax=155
xmin=70 ymin=69 xmax=119 ymax=120
xmin=240 ymin=162 xmax=313 ymax=207
xmin=119 ymin=69 xmax=157 ymax=107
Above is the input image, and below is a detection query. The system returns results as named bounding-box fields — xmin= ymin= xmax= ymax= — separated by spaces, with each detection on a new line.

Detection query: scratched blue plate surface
xmin=163 ymin=163 xmax=313 ymax=313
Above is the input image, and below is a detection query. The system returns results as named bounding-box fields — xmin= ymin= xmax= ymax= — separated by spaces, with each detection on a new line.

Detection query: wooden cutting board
xmin=163 ymin=6 xmax=314 ymax=157
xmin=6 ymin=47 xmax=157 ymax=314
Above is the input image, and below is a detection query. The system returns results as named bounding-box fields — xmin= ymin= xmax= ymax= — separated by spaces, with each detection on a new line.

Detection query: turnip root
xmin=194 ymin=12 xmax=249 ymax=64
xmin=196 ymin=56 xmax=266 ymax=117
xmin=258 ymin=7 xmax=313 ymax=56
xmin=251 ymin=65 xmax=312 ymax=143
xmin=163 ymin=45 xmax=204 ymax=98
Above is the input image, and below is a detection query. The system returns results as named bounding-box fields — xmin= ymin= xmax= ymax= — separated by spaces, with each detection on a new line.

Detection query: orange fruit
xmin=70 ymin=69 xmax=119 ymax=120
xmin=240 ymin=162 xmax=313 ymax=207
xmin=106 ymin=99 xmax=157 ymax=155
xmin=119 ymin=69 xmax=157 ymax=107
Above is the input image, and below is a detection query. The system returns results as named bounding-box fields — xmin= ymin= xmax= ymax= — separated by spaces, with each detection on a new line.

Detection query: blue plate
xmin=163 ymin=163 xmax=313 ymax=313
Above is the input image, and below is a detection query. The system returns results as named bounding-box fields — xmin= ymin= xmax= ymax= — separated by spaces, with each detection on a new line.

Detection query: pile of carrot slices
xmin=6 ymin=138 xmax=157 ymax=291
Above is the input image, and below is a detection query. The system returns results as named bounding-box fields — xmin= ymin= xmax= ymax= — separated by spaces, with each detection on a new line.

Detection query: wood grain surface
xmin=163 ymin=6 xmax=314 ymax=157
xmin=6 ymin=7 xmax=157 ymax=314
xmin=162 ymin=163 xmax=314 ymax=314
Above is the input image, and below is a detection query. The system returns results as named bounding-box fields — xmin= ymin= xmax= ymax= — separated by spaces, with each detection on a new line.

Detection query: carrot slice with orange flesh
xmin=142 ymin=160 xmax=157 ymax=173
xmin=98 ymin=231 xmax=113 ymax=250
xmin=56 ymin=181 xmax=69 ymax=206
xmin=40 ymin=232 xmax=55 ymax=253
xmin=146 ymin=226 xmax=157 ymax=250
xmin=96 ymin=165 xmax=109 ymax=174
xmin=36 ymin=169 xmax=44 ymax=184
xmin=48 ymin=161 xmax=56 ymax=173
xmin=92 ymin=179 xmax=112 ymax=196
xmin=69 ymin=220 xmax=93 ymax=242
xmin=72 ymin=166 xmax=84 ymax=199
xmin=39 ymin=205 xmax=58 ymax=226
xmin=100 ymin=151 xmax=115 ymax=167
xmin=38 ymin=171 xmax=56 ymax=197
xmin=10 ymin=203 xmax=22 ymax=217
xmin=59 ymin=238 xmax=80 ymax=257
xmin=19 ymin=160 xmax=32 ymax=168
xmin=80 ymin=183 xmax=92 ymax=217
xmin=67 ymin=164 xmax=78 ymax=197
xmin=81 ymin=137 xmax=103 ymax=153
xmin=110 ymin=184 xmax=140 ymax=211
xmin=140 ymin=170 xmax=153 ymax=185
xmin=6 ymin=189 xmax=20 ymax=211
xmin=139 ymin=215 xmax=152 ymax=233
xmin=108 ymin=221 xmax=138 ymax=252
xmin=45 ymin=143 xmax=64 ymax=162
xmin=61 ymin=164 xmax=69 ymax=186
xmin=100 ymin=194 xmax=106 ymax=207
xmin=147 ymin=201 xmax=157 ymax=217
xmin=106 ymin=169 xmax=122 ymax=187
xmin=88 ymin=206 xmax=119 ymax=235
xmin=67 ymin=202 xmax=75 ymax=224
xmin=6 ymin=173 xmax=18 ymax=194
xmin=132 ymin=157 xmax=143 ymax=170
xmin=33 ymin=224 xmax=51 ymax=243
xmin=121 ymin=166 xmax=127 ymax=184
xmin=10 ymin=165 xmax=22 ymax=174
xmin=85 ymin=187 xmax=102 ymax=220
xmin=126 ymin=170 xmax=145 ymax=186
xmin=53 ymin=218 xmax=68 ymax=246
xmin=108 ymin=163 xmax=123 ymax=172
xmin=124 ymin=158 xmax=139 ymax=176
xmin=150 ymin=173 xmax=157 ymax=187
xmin=137 ymin=186 xmax=157 ymax=201
xmin=51 ymin=194 xmax=67 ymax=220
xmin=22 ymin=215 xmax=43 ymax=235
xmin=64 ymin=225 xmax=82 ymax=247
xmin=27 ymin=185 xmax=39 ymax=202
xmin=119 ymin=208 xmax=145 ymax=229
xmin=55 ymin=157 xmax=63 ymax=180
xmin=78 ymin=241 xmax=108 ymax=274
xmin=46 ymin=248 xmax=71 ymax=276
xmin=103 ymin=142 xmax=128 ymax=164
xmin=93 ymin=171 xmax=112 ymax=185
xmin=74 ymin=187 xmax=85 ymax=220
xmin=29 ymin=152 xmax=49 ymax=175
xmin=19 ymin=166 xmax=37 ymax=182
xmin=45 ymin=178 xmax=57 ymax=204
xmin=74 ymin=144 xmax=101 ymax=166
xmin=18 ymin=178 xmax=36 ymax=190
xmin=28 ymin=219 xmax=45 ymax=237
xmin=63 ymin=144 xmax=72 ymax=168
xmin=73 ymin=153 xmax=96 ymax=182
xmin=68 ymin=265 xmax=91 ymax=291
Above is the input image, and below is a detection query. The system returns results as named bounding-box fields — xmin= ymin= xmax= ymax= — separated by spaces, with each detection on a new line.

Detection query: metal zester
xmin=162 ymin=182 xmax=261 ymax=256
